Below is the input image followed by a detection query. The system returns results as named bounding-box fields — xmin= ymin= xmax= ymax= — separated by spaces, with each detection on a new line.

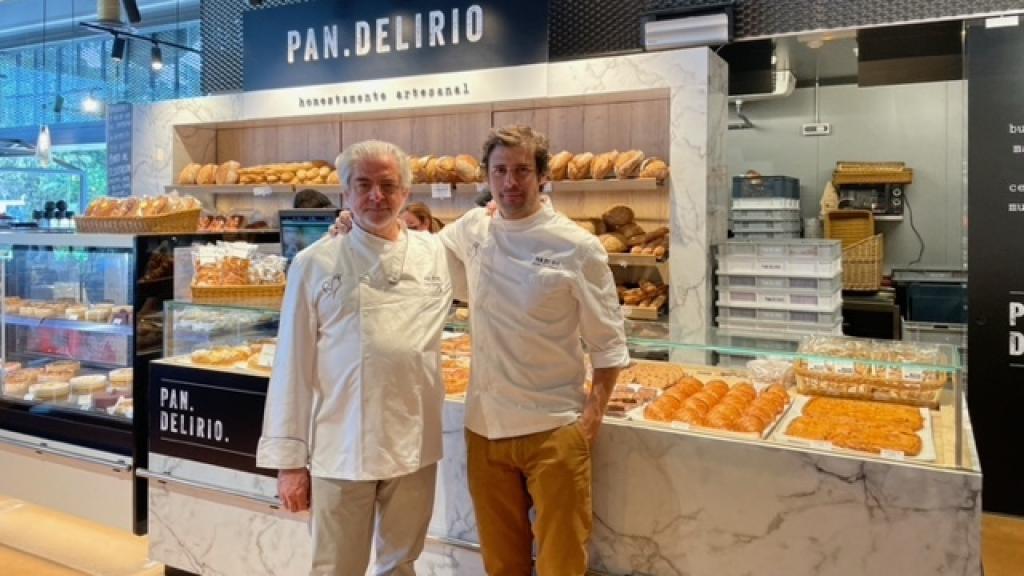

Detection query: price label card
xmin=113 ymin=318 xmax=123 ymax=325
xmin=431 ymin=183 xmax=452 ymax=199
xmin=901 ymin=367 xmax=925 ymax=382
xmin=258 ymin=344 xmax=277 ymax=368
xmin=832 ymin=360 xmax=855 ymax=375
xmin=542 ymin=182 xmax=553 ymax=193
xmin=880 ymin=449 xmax=906 ymax=461
xmin=24 ymin=393 xmax=35 ymax=401
xmin=670 ymin=422 xmax=691 ymax=431
xmin=759 ymin=262 xmax=784 ymax=271
xmin=808 ymin=359 xmax=828 ymax=372
xmin=253 ymin=185 xmax=274 ymax=197
xmin=810 ymin=440 xmax=833 ymax=451
xmin=77 ymin=394 xmax=92 ymax=407
xmin=67 ymin=315 xmax=79 ymax=321
xmin=764 ymin=295 xmax=786 ymax=304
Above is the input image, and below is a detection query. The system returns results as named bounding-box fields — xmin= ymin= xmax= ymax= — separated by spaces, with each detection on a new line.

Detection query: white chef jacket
xmin=439 ymin=205 xmax=630 ymax=439
xmin=256 ymin=224 xmax=453 ymax=480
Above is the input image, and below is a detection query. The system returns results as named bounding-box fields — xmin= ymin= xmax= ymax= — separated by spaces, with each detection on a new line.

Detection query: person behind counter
xmin=401 ymin=202 xmax=444 ymax=233
xmin=256 ymin=140 xmax=456 ymax=576
xmin=332 ymin=125 xmax=628 ymax=575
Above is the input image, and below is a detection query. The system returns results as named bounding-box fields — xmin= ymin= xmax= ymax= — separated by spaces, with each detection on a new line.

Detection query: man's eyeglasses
xmin=489 ymin=165 xmax=536 ymax=181
xmin=352 ymin=180 xmax=403 ymax=197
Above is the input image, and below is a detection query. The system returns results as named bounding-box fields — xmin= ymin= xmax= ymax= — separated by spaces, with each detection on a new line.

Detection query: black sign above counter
xmin=149 ymin=361 xmax=274 ymax=477
xmin=243 ymin=0 xmax=549 ymax=91
xmin=966 ymin=17 xmax=1024 ymax=517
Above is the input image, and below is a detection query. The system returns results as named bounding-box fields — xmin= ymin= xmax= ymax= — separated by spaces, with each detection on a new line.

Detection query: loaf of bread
xmin=215 ymin=161 xmax=241 ymax=185
xmin=615 ymin=222 xmax=645 ymax=239
xmin=549 ymin=151 xmax=573 ymax=181
xmin=326 ymin=170 xmax=340 ymax=184
xmin=591 ymin=151 xmax=619 ymax=180
xmin=640 ymin=157 xmax=669 ymax=181
xmin=602 ymin=205 xmax=635 ymax=229
xmin=195 ymin=164 xmax=217 ymax=185
xmin=412 ymin=156 xmax=432 ymax=184
xmin=455 ymin=154 xmax=481 ymax=183
xmin=435 ymin=156 xmax=458 ymax=183
xmin=178 ymin=163 xmax=201 ymax=185
xmin=614 ymin=150 xmax=645 ymax=179
xmin=599 ymin=233 xmax=628 ymax=253
xmin=567 ymin=152 xmax=594 ymax=180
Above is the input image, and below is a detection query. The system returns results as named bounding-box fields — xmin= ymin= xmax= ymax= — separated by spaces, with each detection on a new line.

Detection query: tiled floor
xmin=0 ymin=494 xmax=1022 ymax=576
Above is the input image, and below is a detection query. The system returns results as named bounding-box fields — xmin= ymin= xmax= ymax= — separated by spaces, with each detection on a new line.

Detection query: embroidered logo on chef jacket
xmin=322 ymin=274 xmax=343 ymax=298
xmin=531 ymin=256 xmax=563 ymax=269
xmin=423 ymin=275 xmax=445 ymax=295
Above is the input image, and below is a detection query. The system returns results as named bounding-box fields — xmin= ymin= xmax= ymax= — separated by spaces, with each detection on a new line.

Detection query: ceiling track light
xmin=151 ymin=42 xmax=163 ymax=71
xmin=111 ymin=35 xmax=126 ymax=61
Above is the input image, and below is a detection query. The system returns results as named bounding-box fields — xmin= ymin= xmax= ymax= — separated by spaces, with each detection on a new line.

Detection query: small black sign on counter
xmin=106 ymin=103 xmax=133 ymax=198
xmin=149 ymin=362 xmax=274 ymax=477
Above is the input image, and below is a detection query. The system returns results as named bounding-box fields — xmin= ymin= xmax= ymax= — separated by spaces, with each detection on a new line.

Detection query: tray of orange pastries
xmin=442 ymin=357 xmax=470 ymax=396
xmin=772 ymin=396 xmax=935 ymax=461
xmin=633 ymin=375 xmax=794 ymax=439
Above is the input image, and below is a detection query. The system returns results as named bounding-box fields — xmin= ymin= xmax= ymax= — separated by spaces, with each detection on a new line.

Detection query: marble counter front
xmin=147 ymin=400 xmax=981 ymax=576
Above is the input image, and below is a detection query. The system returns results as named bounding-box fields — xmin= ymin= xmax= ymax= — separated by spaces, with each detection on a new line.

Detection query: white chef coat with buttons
xmin=439 ymin=205 xmax=630 ymax=440
xmin=256 ymin=224 xmax=453 ymax=481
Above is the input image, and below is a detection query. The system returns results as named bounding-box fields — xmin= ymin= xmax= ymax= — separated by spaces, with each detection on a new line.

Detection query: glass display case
xmin=159 ymin=300 xmax=973 ymax=474
xmin=0 ymin=230 xmax=280 ymax=535
xmin=162 ymin=300 xmax=280 ymax=372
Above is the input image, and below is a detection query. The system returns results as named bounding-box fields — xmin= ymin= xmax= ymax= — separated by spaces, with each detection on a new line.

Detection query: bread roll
xmin=327 ymin=170 xmax=340 ymax=185
xmin=567 ymin=152 xmax=594 ymax=180
xmin=196 ymin=163 xmax=218 ymax=185
xmin=455 ymin=154 xmax=480 ymax=183
xmin=548 ymin=151 xmax=573 ymax=181
xmin=599 ymin=233 xmax=628 ymax=253
xmin=602 ymin=205 xmax=635 ymax=229
xmin=591 ymin=151 xmax=619 ymax=180
xmin=178 ymin=163 xmax=201 ymax=185
xmin=435 ymin=156 xmax=458 ymax=183
xmin=215 ymin=161 xmax=241 ymax=185
xmin=640 ymin=157 xmax=669 ymax=181
xmin=614 ymin=150 xmax=645 ymax=179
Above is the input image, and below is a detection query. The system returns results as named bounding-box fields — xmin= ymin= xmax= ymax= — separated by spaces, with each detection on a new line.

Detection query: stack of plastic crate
xmin=731 ymin=175 xmax=801 ymax=240
xmin=714 ymin=239 xmax=844 ymax=354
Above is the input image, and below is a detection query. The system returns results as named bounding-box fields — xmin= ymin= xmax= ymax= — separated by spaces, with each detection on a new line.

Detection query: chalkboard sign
xmin=106 ymin=103 xmax=133 ymax=198
xmin=966 ymin=17 xmax=1024 ymax=516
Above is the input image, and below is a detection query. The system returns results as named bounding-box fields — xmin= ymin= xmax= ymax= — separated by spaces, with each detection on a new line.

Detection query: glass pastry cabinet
xmin=0 ymin=230 xmax=278 ymax=534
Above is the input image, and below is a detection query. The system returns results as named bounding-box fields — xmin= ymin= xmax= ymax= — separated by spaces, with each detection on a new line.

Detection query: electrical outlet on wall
xmin=802 ymin=123 xmax=832 ymax=136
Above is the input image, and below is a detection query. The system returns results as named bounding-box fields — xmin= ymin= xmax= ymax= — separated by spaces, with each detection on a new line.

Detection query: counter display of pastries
xmin=4 ymin=297 xmax=132 ymax=325
xmin=1 ymin=362 xmax=133 ymax=417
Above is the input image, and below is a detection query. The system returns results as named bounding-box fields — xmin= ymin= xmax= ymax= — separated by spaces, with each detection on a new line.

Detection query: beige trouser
xmin=466 ymin=424 xmax=593 ymax=576
xmin=310 ymin=463 xmax=437 ymax=576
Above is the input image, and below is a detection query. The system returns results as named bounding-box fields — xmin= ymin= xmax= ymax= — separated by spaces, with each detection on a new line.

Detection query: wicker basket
xmin=825 ymin=210 xmax=875 ymax=248
xmin=191 ymin=283 xmax=286 ymax=304
xmin=75 ymin=209 xmax=201 ymax=234
xmin=794 ymin=362 xmax=945 ymax=408
xmin=842 ymin=234 xmax=883 ymax=291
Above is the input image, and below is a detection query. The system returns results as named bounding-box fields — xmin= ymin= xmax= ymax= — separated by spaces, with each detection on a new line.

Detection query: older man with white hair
xmin=257 ymin=140 xmax=456 ymax=576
